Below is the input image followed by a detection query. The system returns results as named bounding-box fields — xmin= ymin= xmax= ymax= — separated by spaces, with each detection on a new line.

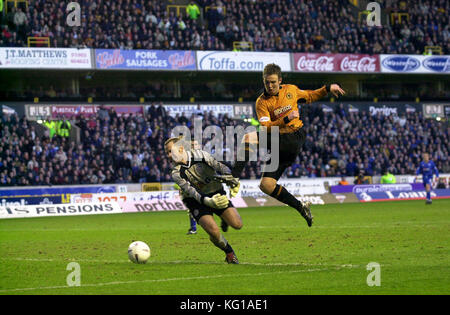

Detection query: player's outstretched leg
xmin=198 ymin=215 xmax=239 ymax=264
xmin=260 ymin=177 xmax=313 ymax=227
xmin=298 ymin=200 xmax=313 ymax=227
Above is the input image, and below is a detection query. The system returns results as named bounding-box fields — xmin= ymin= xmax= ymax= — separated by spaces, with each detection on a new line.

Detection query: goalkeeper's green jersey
xmin=170 ymin=150 xmax=232 ymax=203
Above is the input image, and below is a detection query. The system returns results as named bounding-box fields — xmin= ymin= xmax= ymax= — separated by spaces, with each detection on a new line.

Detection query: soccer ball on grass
xmin=128 ymin=241 xmax=151 ymax=264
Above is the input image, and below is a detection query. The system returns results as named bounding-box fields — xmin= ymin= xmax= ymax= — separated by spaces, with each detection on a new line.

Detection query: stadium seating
xmin=0 ymin=0 xmax=448 ymax=54
xmin=0 ymin=104 xmax=448 ymax=186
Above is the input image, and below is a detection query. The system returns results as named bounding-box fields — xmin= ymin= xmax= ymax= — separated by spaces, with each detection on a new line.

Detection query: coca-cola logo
xmin=340 ymin=56 xmax=377 ymax=72
xmin=296 ymin=55 xmax=335 ymax=72
xmin=296 ymin=54 xmax=380 ymax=73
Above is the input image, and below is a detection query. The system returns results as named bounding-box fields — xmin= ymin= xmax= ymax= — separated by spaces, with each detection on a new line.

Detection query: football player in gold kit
xmin=232 ymin=63 xmax=346 ymax=227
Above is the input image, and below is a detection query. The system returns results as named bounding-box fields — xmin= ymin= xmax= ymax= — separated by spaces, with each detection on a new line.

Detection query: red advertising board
xmin=51 ymin=105 xmax=143 ymax=118
xmin=103 ymin=106 xmax=144 ymax=117
xmin=52 ymin=105 xmax=98 ymax=118
xmin=294 ymin=53 xmax=380 ymax=73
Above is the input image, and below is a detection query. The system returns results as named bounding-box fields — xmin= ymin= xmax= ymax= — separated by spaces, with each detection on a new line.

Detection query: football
xmin=128 ymin=241 xmax=151 ymax=264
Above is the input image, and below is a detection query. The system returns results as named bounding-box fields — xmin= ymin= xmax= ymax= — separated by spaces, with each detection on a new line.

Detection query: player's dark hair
xmin=263 ymin=63 xmax=282 ymax=79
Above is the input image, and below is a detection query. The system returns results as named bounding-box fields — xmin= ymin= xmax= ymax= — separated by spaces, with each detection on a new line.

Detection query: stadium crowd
xmin=0 ymin=103 xmax=448 ymax=187
xmin=0 ymin=0 xmax=448 ymax=54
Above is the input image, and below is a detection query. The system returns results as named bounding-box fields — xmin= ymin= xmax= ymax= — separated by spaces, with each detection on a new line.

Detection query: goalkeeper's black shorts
xmin=260 ymin=128 xmax=306 ymax=181
xmin=182 ymin=188 xmax=234 ymax=222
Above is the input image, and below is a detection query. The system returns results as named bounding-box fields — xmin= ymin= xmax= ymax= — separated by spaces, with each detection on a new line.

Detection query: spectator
xmin=54 ymin=147 xmax=68 ymax=163
xmin=57 ymin=119 xmax=71 ymax=138
xmin=1 ymin=25 xmax=12 ymax=43
xmin=186 ymin=1 xmax=201 ymax=21
xmin=12 ymin=7 xmax=27 ymax=40
xmin=216 ymin=20 xmax=225 ymax=38
xmin=354 ymin=172 xmax=370 ymax=185
xmin=0 ymin=0 xmax=4 ymax=26
xmin=436 ymin=178 xmax=446 ymax=189
xmin=43 ymin=119 xmax=57 ymax=139
xmin=338 ymin=177 xmax=349 ymax=185
xmin=177 ymin=17 xmax=187 ymax=31
xmin=3 ymin=0 xmax=448 ymax=54
xmin=380 ymin=169 xmax=397 ymax=184
xmin=98 ymin=105 xmax=109 ymax=122
xmin=1 ymin=103 xmax=448 ymax=187
xmin=46 ymin=86 xmax=57 ymax=98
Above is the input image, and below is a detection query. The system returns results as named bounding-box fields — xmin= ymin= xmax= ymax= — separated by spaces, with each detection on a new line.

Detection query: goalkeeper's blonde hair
xmin=164 ymin=135 xmax=185 ymax=148
xmin=164 ymin=136 xmax=198 ymax=150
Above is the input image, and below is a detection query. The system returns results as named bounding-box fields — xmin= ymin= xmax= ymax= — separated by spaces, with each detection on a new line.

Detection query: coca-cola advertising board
xmin=294 ymin=53 xmax=380 ymax=73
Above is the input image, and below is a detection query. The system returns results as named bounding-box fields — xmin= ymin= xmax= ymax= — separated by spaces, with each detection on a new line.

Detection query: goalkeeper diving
xmin=164 ymin=136 xmax=242 ymax=264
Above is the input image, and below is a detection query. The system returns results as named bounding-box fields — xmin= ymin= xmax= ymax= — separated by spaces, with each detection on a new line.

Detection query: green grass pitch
xmin=0 ymin=200 xmax=449 ymax=295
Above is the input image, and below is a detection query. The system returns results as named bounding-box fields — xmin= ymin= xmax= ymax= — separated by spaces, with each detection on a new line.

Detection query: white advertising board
xmin=0 ymin=202 xmax=122 ymax=219
xmin=197 ymin=51 xmax=291 ymax=72
xmin=0 ymin=47 xmax=92 ymax=69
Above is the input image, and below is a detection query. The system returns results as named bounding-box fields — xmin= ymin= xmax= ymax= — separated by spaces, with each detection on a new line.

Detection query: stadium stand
xmin=0 ymin=0 xmax=448 ymax=54
xmin=1 ymin=104 xmax=448 ymax=187
xmin=0 ymin=0 xmax=448 ymax=187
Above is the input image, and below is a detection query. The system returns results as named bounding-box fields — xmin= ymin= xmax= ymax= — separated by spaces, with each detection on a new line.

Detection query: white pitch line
xmin=0 ymin=265 xmax=359 ymax=293
xmin=0 ymin=221 xmax=445 ymax=232
xmin=251 ymin=223 xmax=445 ymax=229
xmin=0 ymin=257 xmax=127 ymax=263
xmin=0 ymin=257 xmax=361 ymax=268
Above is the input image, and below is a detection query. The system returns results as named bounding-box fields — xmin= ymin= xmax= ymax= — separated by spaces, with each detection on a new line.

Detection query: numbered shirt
xmin=255 ymin=84 xmax=328 ymax=134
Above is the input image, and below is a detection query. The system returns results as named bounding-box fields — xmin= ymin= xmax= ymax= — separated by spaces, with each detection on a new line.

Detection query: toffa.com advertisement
xmin=196 ymin=51 xmax=291 ymax=72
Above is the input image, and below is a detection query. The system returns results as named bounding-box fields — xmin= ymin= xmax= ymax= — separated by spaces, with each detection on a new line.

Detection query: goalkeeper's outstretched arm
xmin=197 ymin=150 xmax=241 ymax=197
xmin=197 ymin=150 xmax=233 ymax=176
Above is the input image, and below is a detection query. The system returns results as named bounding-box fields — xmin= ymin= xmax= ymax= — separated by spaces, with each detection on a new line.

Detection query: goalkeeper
xmin=165 ymin=136 xmax=242 ymax=264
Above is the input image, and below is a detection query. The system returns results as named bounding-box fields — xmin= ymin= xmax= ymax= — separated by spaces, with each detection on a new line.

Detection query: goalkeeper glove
xmin=213 ymin=174 xmax=240 ymax=198
xmin=204 ymin=193 xmax=229 ymax=209
xmin=214 ymin=174 xmax=240 ymax=188
xmin=229 ymin=181 xmax=240 ymax=198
